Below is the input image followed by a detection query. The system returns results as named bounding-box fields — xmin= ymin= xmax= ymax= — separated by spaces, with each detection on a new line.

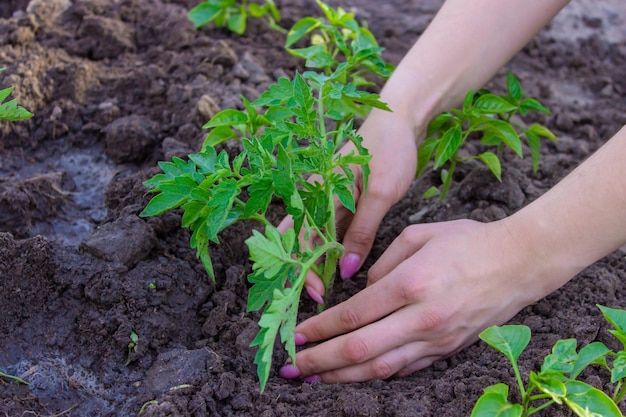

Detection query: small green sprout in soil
xmin=188 ymin=0 xmax=283 ymax=35
xmin=472 ymin=304 xmax=626 ymax=417
xmin=0 ymin=67 xmax=33 ymax=122
xmin=125 ymin=330 xmax=139 ymax=366
xmin=0 ymin=371 xmax=29 ymax=385
xmin=418 ymin=71 xmax=556 ymax=200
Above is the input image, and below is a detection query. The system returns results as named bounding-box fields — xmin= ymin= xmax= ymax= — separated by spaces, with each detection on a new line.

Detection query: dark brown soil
xmin=1 ymin=0 xmax=625 ymax=416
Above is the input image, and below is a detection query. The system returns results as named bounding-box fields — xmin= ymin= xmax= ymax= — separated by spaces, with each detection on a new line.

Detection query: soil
xmin=0 ymin=0 xmax=625 ymax=416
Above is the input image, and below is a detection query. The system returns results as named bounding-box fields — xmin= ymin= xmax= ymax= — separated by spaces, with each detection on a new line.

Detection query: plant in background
xmin=0 ymin=67 xmax=32 ymax=122
xmin=141 ymin=68 xmax=389 ymax=391
xmin=286 ymin=0 xmax=393 ymax=88
xmin=471 ymin=305 xmax=626 ymax=417
xmin=188 ymin=0 xmax=283 ymax=35
xmin=417 ymin=71 xmax=556 ymax=200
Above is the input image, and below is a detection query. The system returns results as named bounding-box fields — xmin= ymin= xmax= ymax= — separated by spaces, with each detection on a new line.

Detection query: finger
xmin=367 ymin=223 xmax=437 ymax=285
xmin=339 ymin=186 xmax=395 ymax=279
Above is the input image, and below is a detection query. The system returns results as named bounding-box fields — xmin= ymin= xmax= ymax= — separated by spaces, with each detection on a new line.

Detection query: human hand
xmin=278 ymin=106 xmax=420 ymax=303
xmin=279 ymin=219 xmax=556 ymax=383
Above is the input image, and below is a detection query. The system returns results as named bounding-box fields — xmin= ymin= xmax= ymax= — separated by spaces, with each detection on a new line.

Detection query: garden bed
xmin=1 ymin=0 xmax=625 ymax=415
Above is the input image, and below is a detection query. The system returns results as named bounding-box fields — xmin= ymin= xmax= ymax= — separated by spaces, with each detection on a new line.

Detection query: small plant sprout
xmin=0 ymin=371 xmax=28 ymax=385
xmin=188 ymin=0 xmax=283 ymax=35
xmin=0 ymin=67 xmax=33 ymax=122
xmin=418 ymin=71 xmax=556 ymax=200
xmin=286 ymin=1 xmax=393 ymax=88
xmin=125 ymin=331 xmax=139 ymax=366
xmin=471 ymin=305 xmax=626 ymax=417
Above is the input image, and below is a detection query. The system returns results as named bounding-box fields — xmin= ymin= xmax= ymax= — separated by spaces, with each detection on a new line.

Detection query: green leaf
xmin=541 ymin=338 xmax=578 ymax=375
xmin=189 ymin=148 xmax=218 ymax=174
xmin=434 ymin=125 xmax=462 ymax=169
xmin=506 ymin=71 xmax=523 ymax=101
xmin=470 ymin=384 xmax=523 ymax=417
xmin=563 ymin=380 xmax=623 ymax=417
xmin=202 ymin=126 xmax=236 ymax=148
xmin=422 ymin=186 xmax=440 ymax=199
xmin=525 ymin=130 xmax=541 ymax=173
xmin=0 ymin=98 xmax=33 ymax=122
xmin=485 ymin=119 xmax=523 ymax=158
xmin=286 ymin=17 xmax=321 ymax=48
xmin=227 ymin=8 xmax=246 ymax=35
xmin=0 ymin=86 xmax=14 ymax=103
xmin=332 ymin=176 xmax=355 ymax=213
xmin=611 ymin=350 xmax=626 ymax=383
xmin=247 ymin=226 xmax=297 ymax=282
xmin=204 ymin=179 xmax=240 ymax=239
xmin=474 ymin=94 xmax=518 ymax=114
xmin=479 ymin=325 xmax=531 ymax=365
xmin=244 ymin=176 xmax=274 ymax=217
xmin=570 ymin=341 xmax=610 ymax=379
xmin=204 ymin=109 xmax=249 ymax=128
xmin=253 ymin=77 xmax=293 ymax=107
xmin=188 ymin=3 xmax=222 ymax=28
xmin=141 ymin=192 xmax=188 ymax=217
xmin=519 ymin=97 xmax=551 ymax=115
xmin=530 ymin=371 xmax=566 ymax=404
xmin=598 ymin=305 xmax=626 ymax=336
xmin=527 ymin=123 xmax=557 ymax=140
xmin=476 ymin=152 xmax=501 ymax=181
xmin=416 ymin=137 xmax=439 ymax=178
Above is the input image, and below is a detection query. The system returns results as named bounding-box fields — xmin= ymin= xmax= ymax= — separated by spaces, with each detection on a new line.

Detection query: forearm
xmin=504 ymin=126 xmax=626 ymax=298
xmin=379 ymin=0 xmax=571 ymax=136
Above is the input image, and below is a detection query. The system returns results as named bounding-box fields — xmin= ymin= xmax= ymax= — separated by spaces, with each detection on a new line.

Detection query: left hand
xmin=279 ymin=219 xmax=555 ymax=383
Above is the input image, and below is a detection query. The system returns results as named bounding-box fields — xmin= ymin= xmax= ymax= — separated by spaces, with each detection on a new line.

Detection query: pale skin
xmin=278 ymin=0 xmax=626 ymax=383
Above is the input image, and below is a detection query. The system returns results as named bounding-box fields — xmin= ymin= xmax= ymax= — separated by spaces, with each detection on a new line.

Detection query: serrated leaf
xmin=479 ymin=325 xmax=531 ymax=364
xmin=204 ymin=179 xmax=239 ymax=239
xmin=244 ymin=176 xmax=274 ymax=217
xmin=141 ymin=192 xmax=188 ymax=217
xmin=253 ymin=77 xmax=293 ymax=107
xmin=247 ymin=226 xmax=297 ymax=280
xmin=189 ymin=148 xmax=218 ymax=174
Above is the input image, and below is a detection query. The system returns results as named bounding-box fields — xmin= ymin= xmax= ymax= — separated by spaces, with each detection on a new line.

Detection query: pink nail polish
xmin=294 ymin=333 xmax=307 ymax=346
xmin=340 ymin=253 xmax=360 ymax=279
xmin=279 ymin=364 xmax=301 ymax=379
xmin=306 ymin=286 xmax=324 ymax=304
xmin=303 ymin=375 xmax=322 ymax=383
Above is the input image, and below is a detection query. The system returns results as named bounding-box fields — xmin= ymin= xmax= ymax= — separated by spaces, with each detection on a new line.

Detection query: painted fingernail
xmin=340 ymin=253 xmax=360 ymax=279
xmin=294 ymin=333 xmax=307 ymax=346
xmin=303 ymin=375 xmax=322 ymax=384
xmin=306 ymin=286 xmax=324 ymax=304
xmin=279 ymin=364 xmax=301 ymax=379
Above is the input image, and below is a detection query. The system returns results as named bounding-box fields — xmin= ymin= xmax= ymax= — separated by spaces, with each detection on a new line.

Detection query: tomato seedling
xmin=0 ymin=67 xmax=32 ymax=122
xmin=188 ymin=0 xmax=283 ymax=35
xmin=141 ymin=68 xmax=389 ymax=391
xmin=418 ymin=71 xmax=556 ymax=200
xmin=286 ymin=1 xmax=393 ymax=88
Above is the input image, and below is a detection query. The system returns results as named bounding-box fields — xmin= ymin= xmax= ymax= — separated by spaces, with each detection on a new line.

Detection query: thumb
xmin=339 ymin=188 xmax=392 ymax=280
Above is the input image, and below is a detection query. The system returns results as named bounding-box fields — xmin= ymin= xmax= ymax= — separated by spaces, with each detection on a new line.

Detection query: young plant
xmin=125 ymin=330 xmax=139 ymax=366
xmin=0 ymin=67 xmax=32 ymax=122
xmin=472 ymin=304 xmax=626 ymax=417
xmin=286 ymin=0 xmax=394 ymax=88
xmin=188 ymin=0 xmax=283 ymax=35
xmin=417 ymin=71 xmax=556 ymax=200
xmin=141 ymin=69 xmax=389 ymax=391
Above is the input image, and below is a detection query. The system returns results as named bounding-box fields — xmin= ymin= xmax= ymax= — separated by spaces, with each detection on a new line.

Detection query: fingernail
xmin=279 ymin=364 xmax=301 ymax=379
xmin=294 ymin=333 xmax=307 ymax=346
xmin=306 ymin=286 xmax=324 ymax=304
xmin=340 ymin=253 xmax=360 ymax=279
xmin=303 ymin=375 xmax=322 ymax=384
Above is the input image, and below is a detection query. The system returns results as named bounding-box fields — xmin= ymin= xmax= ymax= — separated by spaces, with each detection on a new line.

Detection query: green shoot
xmin=472 ymin=305 xmax=626 ymax=417
xmin=141 ymin=69 xmax=389 ymax=391
xmin=0 ymin=67 xmax=33 ymax=122
xmin=188 ymin=0 xmax=284 ymax=35
xmin=418 ymin=71 xmax=556 ymax=200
